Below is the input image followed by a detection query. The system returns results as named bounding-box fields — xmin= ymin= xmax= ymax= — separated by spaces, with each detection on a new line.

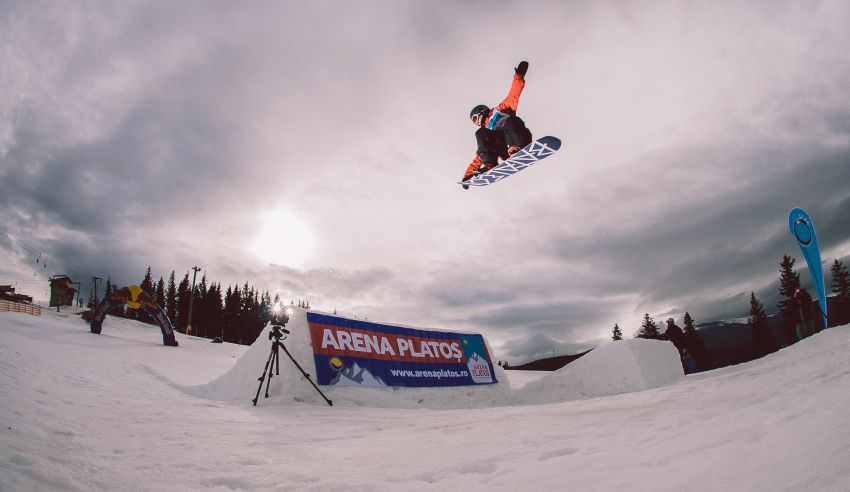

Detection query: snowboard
xmin=460 ymin=136 xmax=561 ymax=188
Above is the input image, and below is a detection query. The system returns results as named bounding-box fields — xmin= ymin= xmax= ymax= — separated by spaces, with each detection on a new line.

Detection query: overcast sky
xmin=2 ymin=1 xmax=850 ymax=363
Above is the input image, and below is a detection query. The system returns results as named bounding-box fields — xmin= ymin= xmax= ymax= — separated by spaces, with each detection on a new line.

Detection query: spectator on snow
xmin=795 ymin=288 xmax=816 ymax=339
xmin=663 ymin=318 xmax=687 ymax=352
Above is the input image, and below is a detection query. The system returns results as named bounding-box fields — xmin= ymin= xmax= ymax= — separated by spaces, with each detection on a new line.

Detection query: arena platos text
xmin=318 ymin=327 xmax=465 ymax=361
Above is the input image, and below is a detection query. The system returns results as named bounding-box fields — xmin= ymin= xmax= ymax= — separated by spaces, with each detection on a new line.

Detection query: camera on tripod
xmin=253 ymin=322 xmax=333 ymax=407
xmin=269 ymin=324 xmax=289 ymax=341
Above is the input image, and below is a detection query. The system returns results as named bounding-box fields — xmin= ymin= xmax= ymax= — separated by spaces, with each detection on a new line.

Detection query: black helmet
xmin=469 ymin=104 xmax=489 ymax=119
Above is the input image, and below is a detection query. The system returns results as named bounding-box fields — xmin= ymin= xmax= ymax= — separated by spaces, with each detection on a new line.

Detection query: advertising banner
xmin=91 ymin=285 xmax=178 ymax=346
xmin=307 ymin=312 xmax=497 ymax=387
xmin=788 ymin=207 xmax=828 ymax=329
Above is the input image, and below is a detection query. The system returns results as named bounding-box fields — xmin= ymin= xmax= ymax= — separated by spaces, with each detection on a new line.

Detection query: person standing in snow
xmin=663 ymin=318 xmax=687 ymax=352
xmin=663 ymin=318 xmax=697 ymax=373
xmin=461 ymin=60 xmax=534 ymax=189
xmin=794 ymin=288 xmax=815 ymax=339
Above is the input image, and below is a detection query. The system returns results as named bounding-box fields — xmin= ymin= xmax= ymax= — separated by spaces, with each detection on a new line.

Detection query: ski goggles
xmin=471 ymin=112 xmax=487 ymax=126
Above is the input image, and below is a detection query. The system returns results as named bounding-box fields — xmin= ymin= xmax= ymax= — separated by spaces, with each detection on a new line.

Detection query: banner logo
xmin=792 ymin=216 xmax=813 ymax=246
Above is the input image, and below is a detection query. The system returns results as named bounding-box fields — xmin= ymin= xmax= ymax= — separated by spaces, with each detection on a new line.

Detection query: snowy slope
xmin=2 ymin=309 xmax=850 ymax=491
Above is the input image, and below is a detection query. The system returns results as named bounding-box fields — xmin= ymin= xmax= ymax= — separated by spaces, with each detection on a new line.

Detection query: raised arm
xmin=494 ymin=61 xmax=528 ymax=115
xmin=494 ymin=73 xmax=525 ymax=115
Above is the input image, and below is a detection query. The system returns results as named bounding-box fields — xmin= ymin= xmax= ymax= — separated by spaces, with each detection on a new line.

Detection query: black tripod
xmin=252 ymin=324 xmax=333 ymax=407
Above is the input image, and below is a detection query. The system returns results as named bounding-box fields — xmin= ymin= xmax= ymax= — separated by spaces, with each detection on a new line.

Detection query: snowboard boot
xmin=508 ymin=145 xmax=522 ymax=157
xmin=476 ymin=162 xmax=493 ymax=175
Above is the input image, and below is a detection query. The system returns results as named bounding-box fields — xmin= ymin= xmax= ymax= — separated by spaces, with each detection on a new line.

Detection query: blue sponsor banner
xmin=306 ymin=312 xmax=497 ymax=387
xmin=789 ymin=208 xmax=828 ymax=329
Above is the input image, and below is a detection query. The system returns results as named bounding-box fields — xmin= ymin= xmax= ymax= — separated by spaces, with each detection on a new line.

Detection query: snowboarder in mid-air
xmin=461 ymin=60 xmax=533 ymax=189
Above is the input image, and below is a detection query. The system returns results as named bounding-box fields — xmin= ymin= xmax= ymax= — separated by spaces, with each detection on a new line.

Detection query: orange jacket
xmin=463 ymin=74 xmax=526 ymax=181
xmin=493 ymin=73 xmax=525 ymax=117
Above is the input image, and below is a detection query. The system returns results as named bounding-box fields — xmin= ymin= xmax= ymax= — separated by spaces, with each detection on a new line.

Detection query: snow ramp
xmin=186 ymin=307 xmax=512 ymax=409
xmin=515 ymin=338 xmax=684 ymax=404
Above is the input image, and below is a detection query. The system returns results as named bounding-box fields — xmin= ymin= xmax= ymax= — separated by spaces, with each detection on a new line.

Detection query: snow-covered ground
xmin=2 ymin=308 xmax=850 ymax=491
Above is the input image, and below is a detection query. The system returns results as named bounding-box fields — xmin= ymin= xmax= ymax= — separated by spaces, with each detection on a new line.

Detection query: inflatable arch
xmin=90 ymin=285 xmax=179 ymax=346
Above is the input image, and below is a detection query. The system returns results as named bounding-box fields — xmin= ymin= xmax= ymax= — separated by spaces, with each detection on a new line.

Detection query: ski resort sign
xmin=306 ymin=312 xmax=497 ymax=387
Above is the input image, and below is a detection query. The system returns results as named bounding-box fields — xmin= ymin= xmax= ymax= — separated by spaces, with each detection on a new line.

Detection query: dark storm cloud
xmin=0 ymin=96 xmax=264 ymax=292
xmin=4 ymin=102 xmax=229 ymax=224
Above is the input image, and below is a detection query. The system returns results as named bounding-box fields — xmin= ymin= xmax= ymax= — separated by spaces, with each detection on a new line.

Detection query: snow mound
xmin=515 ymin=338 xmax=683 ymax=404
xmin=186 ymin=307 xmax=512 ymax=409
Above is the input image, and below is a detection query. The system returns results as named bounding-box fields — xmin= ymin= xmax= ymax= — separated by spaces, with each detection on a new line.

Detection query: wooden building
xmin=49 ymin=275 xmax=76 ymax=307
xmin=0 ymin=285 xmax=33 ymax=304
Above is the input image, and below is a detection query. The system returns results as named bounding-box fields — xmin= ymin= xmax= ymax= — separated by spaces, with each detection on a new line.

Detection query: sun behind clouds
xmin=249 ymin=205 xmax=316 ymax=268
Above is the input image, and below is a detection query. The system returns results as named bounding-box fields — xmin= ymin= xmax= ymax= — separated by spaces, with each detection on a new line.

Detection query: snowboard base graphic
xmin=460 ymin=136 xmax=561 ymax=188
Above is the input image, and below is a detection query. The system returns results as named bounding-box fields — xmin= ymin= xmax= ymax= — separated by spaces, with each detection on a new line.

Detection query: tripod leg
xmin=264 ymin=350 xmax=276 ymax=398
xmin=280 ymin=343 xmax=333 ymax=407
xmin=252 ymin=348 xmax=275 ymax=406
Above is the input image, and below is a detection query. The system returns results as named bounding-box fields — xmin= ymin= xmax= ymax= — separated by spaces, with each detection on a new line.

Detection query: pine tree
xmin=830 ymin=259 xmax=850 ymax=325
xmin=138 ymin=266 xmax=156 ymax=323
xmin=223 ymin=285 xmax=240 ymax=344
xmin=155 ymin=278 xmax=165 ymax=309
xmin=637 ymin=314 xmax=660 ymax=339
xmin=259 ymin=290 xmax=271 ymax=328
xmin=166 ymin=271 xmax=177 ymax=325
xmin=748 ymin=292 xmax=775 ymax=357
xmin=831 ymin=259 xmax=850 ymax=297
xmin=682 ymin=312 xmax=708 ymax=369
xmin=205 ymin=282 xmax=224 ymax=341
xmin=612 ymin=323 xmax=623 ymax=341
xmin=196 ymin=274 xmax=209 ymax=338
xmin=233 ymin=284 xmax=243 ymax=343
xmin=253 ymin=290 xmax=263 ymax=337
xmin=239 ymin=283 xmax=262 ymax=345
xmin=777 ymin=255 xmax=802 ymax=346
xmin=176 ymin=271 xmax=191 ymax=332
xmin=140 ymin=266 xmax=155 ymax=293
